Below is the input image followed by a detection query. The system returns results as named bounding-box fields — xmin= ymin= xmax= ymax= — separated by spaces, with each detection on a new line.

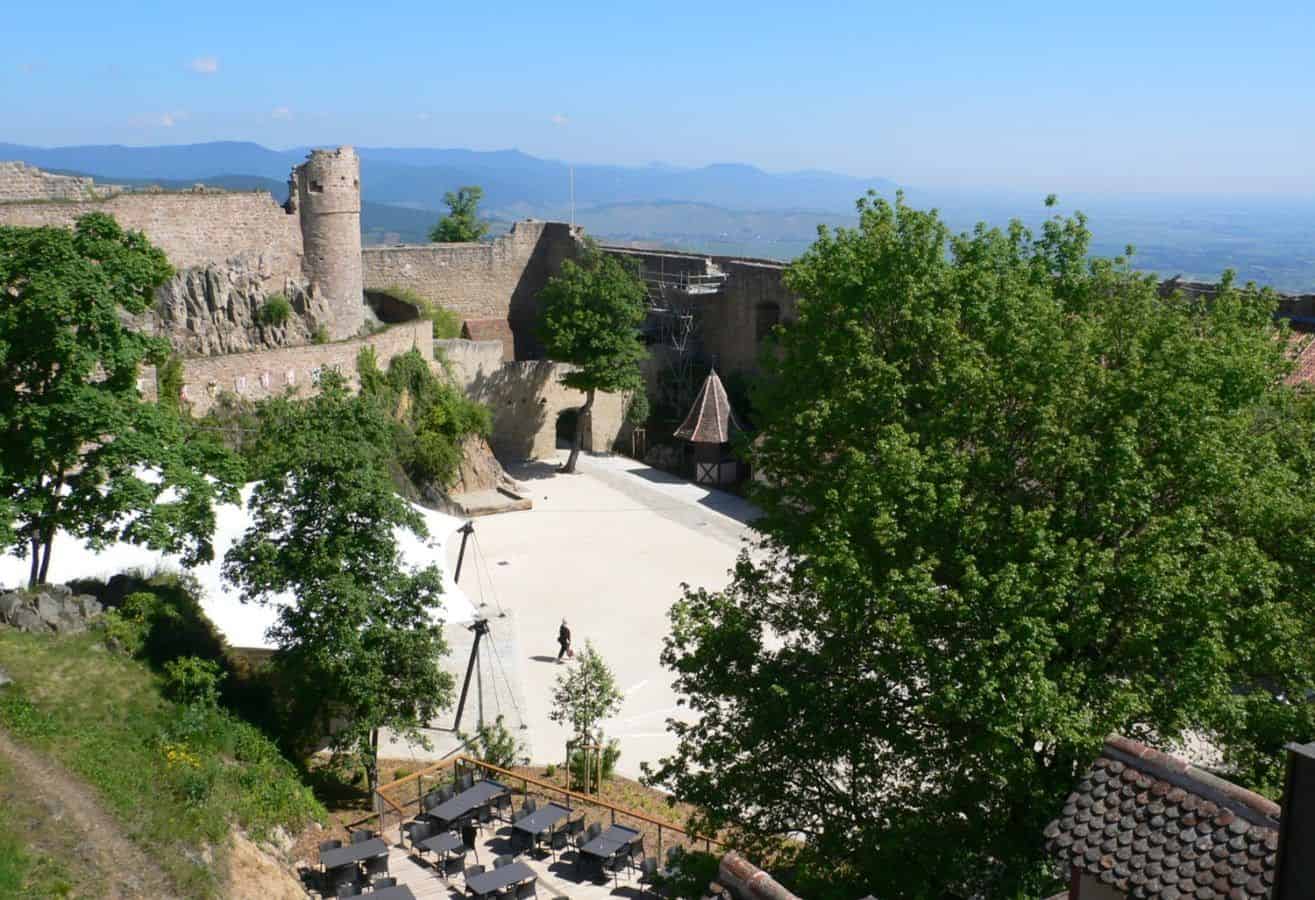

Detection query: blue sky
xmin=4 ymin=1 xmax=1315 ymax=191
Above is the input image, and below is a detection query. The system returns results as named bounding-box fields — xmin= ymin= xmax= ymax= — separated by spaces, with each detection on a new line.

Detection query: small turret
xmin=293 ymin=147 xmax=363 ymax=340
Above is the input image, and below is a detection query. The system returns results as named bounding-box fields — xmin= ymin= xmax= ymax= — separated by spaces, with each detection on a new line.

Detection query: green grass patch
xmin=0 ymin=621 xmax=324 ymax=898
xmin=0 ymin=745 xmax=80 ymax=897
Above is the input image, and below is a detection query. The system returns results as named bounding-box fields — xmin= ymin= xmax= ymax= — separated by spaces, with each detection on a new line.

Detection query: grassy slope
xmin=0 ymin=627 xmax=323 ymax=898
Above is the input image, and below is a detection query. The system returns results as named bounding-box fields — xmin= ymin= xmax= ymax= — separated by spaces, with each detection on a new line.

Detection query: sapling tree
xmin=550 ymin=640 xmax=624 ymax=791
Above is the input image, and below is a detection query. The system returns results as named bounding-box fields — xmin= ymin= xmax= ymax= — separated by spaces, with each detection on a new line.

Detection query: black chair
xmin=403 ymin=819 xmax=434 ymax=852
xmin=664 ymin=846 xmax=684 ymax=871
xmin=319 ymin=839 xmax=343 ymax=854
xmin=440 ymin=785 xmax=456 ymax=803
xmin=462 ymin=823 xmax=481 ymax=863
xmin=336 ymin=884 xmax=361 ymax=899
xmin=350 ymin=829 xmax=375 ymax=845
xmin=464 ymin=864 xmax=488 ymax=899
xmin=515 ymin=878 xmax=538 ymax=900
xmin=362 ymin=853 xmax=389 ymax=882
xmin=626 ymin=835 xmax=645 ymax=875
xmin=372 ymin=876 xmax=397 ymax=889
xmin=494 ymin=792 xmax=514 ymax=823
xmin=547 ymin=822 xmax=572 ymax=862
xmin=441 ymin=844 xmax=468 ymax=882
xmin=477 ymin=803 xmax=496 ymax=833
xmin=523 ymin=797 xmax=538 ymax=815
xmin=638 ymin=858 xmax=661 ymax=897
xmin=328 ymin=865 xmax=360 ymax=895
xmin=494 ymin=854 xmax=514 ymax=869
xmin=458 ymin=773 xmax=475 ymax=791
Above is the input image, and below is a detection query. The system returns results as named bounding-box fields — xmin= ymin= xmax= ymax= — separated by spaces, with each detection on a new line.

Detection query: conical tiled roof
xmin=674 ymin=370 xmax=743 ymax=444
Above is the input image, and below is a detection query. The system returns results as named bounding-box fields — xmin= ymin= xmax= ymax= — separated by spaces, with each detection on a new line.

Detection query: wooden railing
xmin=369 ymin=754 xmax=724 ymax=861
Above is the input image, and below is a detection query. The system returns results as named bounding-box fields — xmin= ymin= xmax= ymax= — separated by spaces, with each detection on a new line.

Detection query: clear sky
xmin=4 ymin=1 xmax=1315 ymax=192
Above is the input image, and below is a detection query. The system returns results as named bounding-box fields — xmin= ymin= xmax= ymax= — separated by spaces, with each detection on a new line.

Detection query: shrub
xmin=162 ymin=656 xmax=226 ymax=707
xmin=568 ymin=738 xmax=621 ymax=792
xmin=658 ymin=849 xmax=721 ymax=900
xmin=381 ymin=285 xmax=462 ymax=339
xmin=461 ymin=715 xmax=523 ymax=769
xmin=157 ymin=353 xmax=185 ymax=413
xmin=257 ymin=293 xmax=292 ymax=327
xmin=312 ymin=325 xmax=329 ymax=344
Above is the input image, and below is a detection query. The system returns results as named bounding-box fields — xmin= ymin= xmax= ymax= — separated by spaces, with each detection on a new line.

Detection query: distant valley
xmin=4 ymin=141 xmax=1314 ymax=290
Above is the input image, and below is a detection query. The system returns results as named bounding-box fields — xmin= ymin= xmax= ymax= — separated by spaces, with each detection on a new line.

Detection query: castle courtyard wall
xmin=0 ymin=161 xmax=124 ymax=202
xmin=0 ymin=190 xmax=304 ymax=280
xmin=152 ymin=319 xmax=433 ymax=417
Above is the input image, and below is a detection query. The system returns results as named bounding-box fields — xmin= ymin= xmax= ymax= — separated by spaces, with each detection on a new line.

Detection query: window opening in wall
xmin=235 ymin=376 xmax=247 ymax=392
xmin=259 ymin=372 xmax=271 ymax=389
xmin=309 ymin=180 xmax=324 ymax=193
xmin=286 ymin=369 xmax=296 ymax=385
xmin=756 ymin=302 xmax=781 ymax=342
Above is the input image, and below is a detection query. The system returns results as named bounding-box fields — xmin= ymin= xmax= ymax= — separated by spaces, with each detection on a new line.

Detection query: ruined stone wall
xmin=0 ymin=190 xmax=303 ymax=278
xmin=600 ymin=245 xmax=796 ymax=374
xmin=0 ymin=161 xmax=124 ymax=202
xmin=149 ymin=320 xmax=432 ymax=417
xmin=436 ymin=338 xmax=625 ymax=461
xmin=362 ymin=221 xmax=583 ymax=358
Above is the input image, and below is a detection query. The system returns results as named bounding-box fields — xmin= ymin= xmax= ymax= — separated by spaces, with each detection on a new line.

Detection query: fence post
xmin=657 ymin=825 xmax=663 ymax=863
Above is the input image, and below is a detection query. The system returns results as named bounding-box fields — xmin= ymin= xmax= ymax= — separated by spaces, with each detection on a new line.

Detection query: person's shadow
xmin=529 ymin=655 xmax=560 ymax=663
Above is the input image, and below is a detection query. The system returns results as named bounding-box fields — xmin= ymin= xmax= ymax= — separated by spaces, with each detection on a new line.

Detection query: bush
xmin=569 ymin=738 xmax=621 ymax=792
xmin=257 ymin=294 xmax=292 ymax=327
xmin=162 ymin=656 xmax=226 ymax=707
xmin=382 ymin=285 xmax=462 ymax=339
xmin=462 ymin=715 xmax=523 ymax=769
xmin=658 ymin=849 xmax=721 ymax=900
xmin=312 ymin=325 xmax=329 ymax=344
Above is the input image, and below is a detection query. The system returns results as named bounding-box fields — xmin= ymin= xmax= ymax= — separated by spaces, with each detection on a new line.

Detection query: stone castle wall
xmin=149 ymin=320 xmax=433 ymax=417
xmin=0 ymin=161 xmax=125 ymax=202
xmin=0 ymin=190 xmax=304 ymax=279
xmin=436 ymin=338 xmax=627 ymax=460
xmin=362 ymin=221 xmax=583 ymax=357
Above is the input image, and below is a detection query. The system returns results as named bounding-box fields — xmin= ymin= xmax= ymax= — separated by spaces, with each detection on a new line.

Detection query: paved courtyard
xmin=380 ymin=451 xmax=757 ymax=778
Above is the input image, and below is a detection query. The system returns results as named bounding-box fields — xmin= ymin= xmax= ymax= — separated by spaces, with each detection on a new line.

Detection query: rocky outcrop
xmin=0 ymin=584 xmax=104 ymax=635
xmin=149 ymin=252 xmax=335 ymax=356
xmin=448 ymin=434 xmax=524 ymax=496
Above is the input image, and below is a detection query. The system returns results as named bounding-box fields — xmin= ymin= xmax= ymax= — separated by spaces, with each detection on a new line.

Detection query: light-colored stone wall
xmin=0 ymin=161 xmax=124 ymax=202
xmin=436 ymin=338 xmax=626 ymax=461
xmin=362 ymin=221 xmax=583 ymax=357
xmin=149 ymin=320 xmax=433 ymax=417
xmin=0 ymin=190 xmax=304 ymax=279
xmin=294 ymin=147 xmax=364 ymax=340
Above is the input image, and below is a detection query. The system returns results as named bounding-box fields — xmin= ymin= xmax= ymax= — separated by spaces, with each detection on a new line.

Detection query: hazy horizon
xmin=6 ymin=1 xmax=1315 ymax=194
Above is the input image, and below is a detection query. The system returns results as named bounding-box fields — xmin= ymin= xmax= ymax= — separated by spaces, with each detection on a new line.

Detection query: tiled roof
xmin=460 ymin=318 xmax=515 ymax=362
xmin=1045 ymin=736 xmax=1281 ymax=900
xmin=1285 ymin=330 xmax=1315 ymax=386
xmin=674 ymin=370 xmax=743 ymax=444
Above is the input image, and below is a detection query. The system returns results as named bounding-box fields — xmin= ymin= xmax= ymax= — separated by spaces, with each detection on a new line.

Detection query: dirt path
xmin=0 ymin=726 xmax=179 ymax=899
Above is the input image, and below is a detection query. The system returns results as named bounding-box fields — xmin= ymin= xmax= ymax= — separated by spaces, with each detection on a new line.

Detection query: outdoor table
xmin=423 ymin=778 xmax=509 ymax=826
xmin=370 ymin=886 xmax=417 ymax=900
xmin=320 ymin=837 xmax=389 ymax=870
xmin=466 ymin=860 xmax=535 ymax=898
xmin=418 ymin=830 xmax=463 ymax=857
xmin=578 ymin=824 xmax=640 ymax=876
xmin=512 ymin=802 xmax=570 ymax=853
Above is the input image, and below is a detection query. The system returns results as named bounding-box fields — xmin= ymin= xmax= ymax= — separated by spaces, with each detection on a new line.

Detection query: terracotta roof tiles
xmin=1045 ymin=736 xmax=1280 ymax=900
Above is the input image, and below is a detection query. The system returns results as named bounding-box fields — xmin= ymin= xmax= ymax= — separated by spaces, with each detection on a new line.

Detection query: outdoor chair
xmin=462 ymin=823 xmax=480 ymax=862
xmin=362 ymin=853 xmax=389 ymax=881
xmin=604 ymin=849 xmax=629 ymax=887
xmin=638 ymin=858 xmax=661 ymax=896
xmin=626 ymin=835 xmax=645 ymax=875
xmin=464 ymin=864 xmax=488 ymax=899
xmin=351 ymin=829 xmax=376 ymax=845
xmin=336 ymin=884 xmax=361 ymax=899
xmin=477 ymin=803 xmax=496 ymax=832
xmin=372 ymin=876 xmax=397 ymax=889
xmin=516 ymin=878 xmax=538 ymax=900
xmin=440 ymin=785 xmax=456 ymax=802
xmin=547 ymin=823 xmax=571 ymax=861
xmin=524 ymin=797 xmax=538 ymax=815
xmin=441 ymin=845 xmax=468 ymax=881
xmin=664 ymin=846 xmax=684 ymax=872
xmin=459 ymin=773 xmax=475 ymax=791
xmin=403 ymin=819 xmax=434 ymax=852
xmin=319 ymin=839 xmax=343 ymax=854
xmin=494 ymin=792 xmax=514 ymax=823
xmin=494 ymin=854 xmax=514 ymax=869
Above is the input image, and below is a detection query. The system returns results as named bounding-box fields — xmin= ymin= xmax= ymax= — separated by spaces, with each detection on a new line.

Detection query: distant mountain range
xmin=3 ymin=141 xmax=1314 ymax=290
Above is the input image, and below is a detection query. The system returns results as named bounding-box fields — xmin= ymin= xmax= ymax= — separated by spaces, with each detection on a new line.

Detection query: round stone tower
xmin=294 ymin=146 xmax=364 ymax=340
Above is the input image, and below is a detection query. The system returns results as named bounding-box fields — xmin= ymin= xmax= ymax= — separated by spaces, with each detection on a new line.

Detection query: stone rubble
xmin=0 ymin=583 xmax=104 ymax=635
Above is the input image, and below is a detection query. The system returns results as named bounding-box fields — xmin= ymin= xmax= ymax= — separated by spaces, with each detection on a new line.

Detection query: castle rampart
xmin=145 ymin=319 xmax=433 ymax=417
xmin=0 ymin=161 xmax=124 ymax=202
xmin=0 ymin=190 xmax=303 ymax=280
xmin=362 ymin=220 xmax=582 ymax=357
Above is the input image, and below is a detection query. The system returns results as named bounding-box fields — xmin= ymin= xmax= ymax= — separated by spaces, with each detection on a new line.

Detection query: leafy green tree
xmin=223 ymin=372 xmax=454 ymax=792
xmin=0 ymin=213 xmax=240 ymax=588
xmin=430 ymin=186 xmax=489 ymax=243
xmin=537 ymin=248 xmax=648 ymax=472
xmin=648 ymin=194 xmax=1315 ymax=898
xmin=550 ymin=639 xmax=624 ymax=791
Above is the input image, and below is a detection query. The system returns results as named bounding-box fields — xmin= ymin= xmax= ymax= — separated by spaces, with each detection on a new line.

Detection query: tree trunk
xmin=37 ymin=524 xmax=55 ymax=586
xmin=563 ymin=389 xmax=595 ymax=474
xmin=28 ymin=537 xmax=41 ymax=590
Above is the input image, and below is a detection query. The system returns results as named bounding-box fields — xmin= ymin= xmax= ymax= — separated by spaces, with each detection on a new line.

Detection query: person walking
xmin=557 ymin=618 xmax=572 ymax=662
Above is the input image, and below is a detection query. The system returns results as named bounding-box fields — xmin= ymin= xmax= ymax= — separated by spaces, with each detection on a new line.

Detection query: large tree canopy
xmin=649 ymin=195 xmax=1315 ymax=898
xmin=537 ymin=247 xmax=647 ymax=472
xmin=223 ymin=372 xmax=454 ymax=789
xmin=0 ymin=213 xmax=239 ymax=587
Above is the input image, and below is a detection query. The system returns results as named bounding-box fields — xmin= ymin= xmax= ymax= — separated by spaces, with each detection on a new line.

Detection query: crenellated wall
xmin=0 ymin=189 xmax=304 ymax=279
xmin=362 ymin=221 xmax=583 ymax=358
